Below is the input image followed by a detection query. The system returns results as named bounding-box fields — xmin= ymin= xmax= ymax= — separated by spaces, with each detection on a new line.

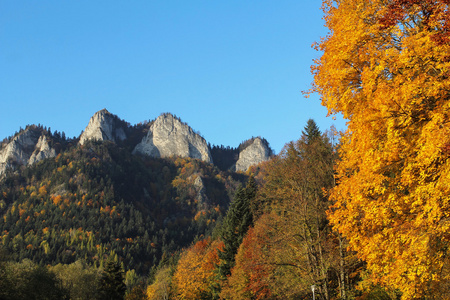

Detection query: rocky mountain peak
xmin=79 ymin=109 xmax=127 ymax=145
xmin=234 ymin=137 xmax=272 ymax=172
xmin=0 ymin=127 xmax=56 ymax=177
xmin=133 ymin=113 xmax=213 ymax=163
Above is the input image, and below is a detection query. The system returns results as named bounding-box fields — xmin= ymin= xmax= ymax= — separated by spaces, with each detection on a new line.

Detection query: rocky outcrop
xmin=193 ymin=175 xmax=208 ymax=209
xmin=0 ymin=128 xmax=56 ymax=177
xmin=234 ymin=137 xmax=271 ymax=172
xmin=79 ymin=109 xmax=127 ymax=145
xmin=133 ymin=113 xmax=212 ymax=163
xmin=28 ymin=135 xmax=56 ymax=165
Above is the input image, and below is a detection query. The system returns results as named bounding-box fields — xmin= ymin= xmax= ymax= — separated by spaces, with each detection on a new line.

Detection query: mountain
xmin=0 ymin=136 xmax=244 ymax=275
xmin=0 ymin=125 xmax=57 ymax=177
xmin=79 ymin=109 xmax=128 ymax=145
xmin=0 ymin=109 xmax=272 ymax=276
xmin=133 ymin=113 xmax=213 ymax=164
xmin=1 ymin=109 xmax=272 ymax=176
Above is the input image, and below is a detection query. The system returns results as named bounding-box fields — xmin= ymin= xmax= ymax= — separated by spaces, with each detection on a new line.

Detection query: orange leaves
xmin=221 ymin=221 xmax=273 ymax=300
xmin=52 ymin=195 xmax=62 ymax=206
xmin=38 ymin=185 xmax=48 ymax=197
xmin=379 ymin=0 xmax=450 ymax=44
xmin=172 ymin=238 xmax=223 ymax=299
xmin=314 ymin=0 xmax=450 ymax=297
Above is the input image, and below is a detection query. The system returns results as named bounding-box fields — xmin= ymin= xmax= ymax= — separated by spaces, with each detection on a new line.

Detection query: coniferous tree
xmin=98 ymin=259 xmax=126 ymax=300
xmin=217 ymin=178 xmax=256 ymax=282
xmin=302 ymin=119 xmax=321 ymax=143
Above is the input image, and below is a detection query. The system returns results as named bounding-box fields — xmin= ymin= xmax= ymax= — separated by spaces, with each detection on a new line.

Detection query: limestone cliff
xmin=0 ymin=128 xmax=56 ymax=176
xmin=28 ymin=135 xmax=56 ymax=165
xmin=133 ymin=113 xmax=212 ymax=163
xmin=234 ymin=137 xmax=272 ymax=172
xmin=79 ymin=109 xmax=127 ymax=145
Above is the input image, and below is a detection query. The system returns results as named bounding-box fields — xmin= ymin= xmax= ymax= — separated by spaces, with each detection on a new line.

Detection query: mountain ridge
xmin=0 ymin=109 xmax=274 ymax=176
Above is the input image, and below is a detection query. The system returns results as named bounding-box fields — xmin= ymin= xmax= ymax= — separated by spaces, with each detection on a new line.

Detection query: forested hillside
xmin=0 ymin=119 xmax=399 ymax=300
xmin=3 ymin=0 xmax=450 ymax=299
xmin=0 ymin=138 xmax=244 ymax=275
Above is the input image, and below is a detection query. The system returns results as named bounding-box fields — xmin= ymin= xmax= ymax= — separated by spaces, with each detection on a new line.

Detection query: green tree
xmin=0 ymin=259 xmax=68 ymax=300
xmin=216 ymin=177 xmax=256 ymax=287
xmin=302 ymin=119 xmax=321 ymax=143
xmin=50 ymin=260 xmax=100 ymax=300
xmin=98 ymin=259 xmax=126 ymax=300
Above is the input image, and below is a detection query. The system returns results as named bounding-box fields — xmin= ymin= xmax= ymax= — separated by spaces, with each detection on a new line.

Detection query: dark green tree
xmin=302 ymin=118 xmax=321 ymax=144
xmin=216 ymin=177 xmax=256 ymax=284
xmin=98 ymin=259 xmax=126 ymax=300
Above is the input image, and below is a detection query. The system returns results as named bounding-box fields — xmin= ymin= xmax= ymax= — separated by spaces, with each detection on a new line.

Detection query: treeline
xmin=0 ymin=124 xmax=75 ymax=150
xmin=0 ymin=255 xmax=141 ymax=300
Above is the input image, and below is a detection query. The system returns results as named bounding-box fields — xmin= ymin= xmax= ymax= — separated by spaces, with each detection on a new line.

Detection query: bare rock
xmin=79 ymin=109 xmax=127 ymax=145
xmin=234 ymin=137 xmax=271 ymax=172
xmin=29 ymin=135 xmax=56 ymax=165
xmin=0 ymin=128 xmax=56 ymax=177
xmin=133 ymin=113 xmax=212 ymax=163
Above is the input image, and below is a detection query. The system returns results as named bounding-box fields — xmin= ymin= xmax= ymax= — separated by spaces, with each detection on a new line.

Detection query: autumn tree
xmin=172 ymin=238 xmax=223 ymax=300
xmin=255 ymin=121 xmax=340 ymax=300
xmin=146 ymin=266 xmax=173 ymax=300
xmin=220 ymin=215 xmax=274 ymax=300
xmin=312 ymin=0 xmax=450 ymax=298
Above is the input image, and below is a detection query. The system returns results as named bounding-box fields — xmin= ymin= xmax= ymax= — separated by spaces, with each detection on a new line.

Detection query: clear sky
xmin=0 ymin=1 xmax=345 ymax=154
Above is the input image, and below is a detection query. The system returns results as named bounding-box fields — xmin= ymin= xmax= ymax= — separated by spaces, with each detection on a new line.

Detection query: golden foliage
xmin=146 ymin=266 xmax=172 ymax=300
xmin=172 ymin=238 xmax=223 ymax=299
xmin=313 ymin=0 xmax=450 ymax=298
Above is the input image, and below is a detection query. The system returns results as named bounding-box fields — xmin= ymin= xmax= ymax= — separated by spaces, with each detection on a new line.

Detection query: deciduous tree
xmin=312 ymin=0 xmax=450 ymax=298
xmin=172 ymin=238 xmax=223 ymax=300
xmin=250 ymin=122 xmax=346 ymax=299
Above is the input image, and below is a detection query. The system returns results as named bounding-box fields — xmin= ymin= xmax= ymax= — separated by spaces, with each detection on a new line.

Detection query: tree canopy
xmin=312 ymin=0 xmax=450 ymax=298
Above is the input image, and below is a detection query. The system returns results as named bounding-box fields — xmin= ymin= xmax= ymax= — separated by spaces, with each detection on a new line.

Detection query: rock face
xmin=28 ymin=135 xmax=56 ymax=165
xmin=133 ymin=113 xmax=212 ymax=163
xmin=193 ymin=175 xmax=208 ymax=209
xmin=79 ymin=109 xmax=127 ymax=145
xmin=0 ymin=128 xmax=56 ymax=177
xmin=234 ymin=137 xmax=271 ymax=172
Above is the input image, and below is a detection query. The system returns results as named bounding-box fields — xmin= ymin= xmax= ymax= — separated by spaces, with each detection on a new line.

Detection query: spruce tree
xmin=217 ymin=177 xmax=256 ymax=282
xmin=302 ymin=118 xmax=321 ymax=143
xmin=98 ymin=259 xmax=126 ymax=300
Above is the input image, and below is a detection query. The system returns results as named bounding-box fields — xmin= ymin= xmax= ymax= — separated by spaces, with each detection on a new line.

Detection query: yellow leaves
xmin=146 ymin=266 xmax=172 ymax=300
xmin=38 ymin=185 xmax=47 ymax=197
xmin=172 ymin=238 xmax=223 ymax=299
xmin=52 ymin=195 xmax=62 ymax=206
xmin=314 ymin=0 xmax=450 ymax=297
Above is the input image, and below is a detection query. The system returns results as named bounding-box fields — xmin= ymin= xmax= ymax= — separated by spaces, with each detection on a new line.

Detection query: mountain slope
xmin=0 ymin=139 xmax=243 ymax=274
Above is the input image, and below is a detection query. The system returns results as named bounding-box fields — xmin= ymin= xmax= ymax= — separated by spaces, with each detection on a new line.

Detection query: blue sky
xmin=0 ymin=1 xmax=345 ymax=154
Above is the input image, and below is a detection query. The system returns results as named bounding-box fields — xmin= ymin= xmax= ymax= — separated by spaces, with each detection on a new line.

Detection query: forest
xmin=2 ymin=0 xmax=450 ymax=299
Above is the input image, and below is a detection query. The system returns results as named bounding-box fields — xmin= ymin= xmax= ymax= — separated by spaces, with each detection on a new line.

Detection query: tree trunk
xmin=339 ymin=233 xmax=346 ymax=299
